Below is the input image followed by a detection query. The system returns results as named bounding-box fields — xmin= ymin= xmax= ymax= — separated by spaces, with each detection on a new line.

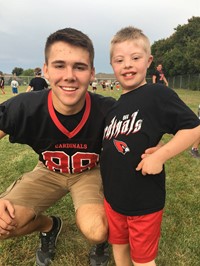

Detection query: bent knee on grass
xmin=76 ymin=203 xmax=108 ymax=243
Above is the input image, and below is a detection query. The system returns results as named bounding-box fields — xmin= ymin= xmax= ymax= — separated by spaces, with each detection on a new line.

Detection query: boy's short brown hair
xmin=110 ymin=26 xmax=151 ymax=60
xmin=45 ymin=28 xmax=94 ymax=68
xmin=34 ymin=67 xmax=42 ymax=76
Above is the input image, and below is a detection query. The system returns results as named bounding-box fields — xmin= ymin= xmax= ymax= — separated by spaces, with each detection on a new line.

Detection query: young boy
xmin=11 ymin=77 xmax=19 ymax=95
xmin=100 ymin=26 xmax=200 ymax=266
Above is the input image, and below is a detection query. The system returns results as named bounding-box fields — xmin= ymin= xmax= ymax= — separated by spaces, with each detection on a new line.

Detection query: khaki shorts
xmin=0 ymin=161 xmax=104 ymax=214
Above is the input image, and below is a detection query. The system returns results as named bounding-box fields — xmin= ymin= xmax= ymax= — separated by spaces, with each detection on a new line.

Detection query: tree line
xmin=1 ymin=16 xmax=199 ymax=78
xmin=148 ymin=16 xmax=200 ymax=77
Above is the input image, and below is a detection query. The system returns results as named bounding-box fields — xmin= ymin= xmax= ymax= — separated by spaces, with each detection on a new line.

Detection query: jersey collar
xmin=48 ymin=90 xmax=91 ymax=138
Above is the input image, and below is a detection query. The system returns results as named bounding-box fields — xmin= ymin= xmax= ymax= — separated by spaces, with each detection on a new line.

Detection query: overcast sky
xmin=0 ymin=0 xmax=199 ymax=74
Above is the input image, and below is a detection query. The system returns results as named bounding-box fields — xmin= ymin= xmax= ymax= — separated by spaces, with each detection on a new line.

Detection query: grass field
xmin=0 ymin=85 xmax=199 ymax=266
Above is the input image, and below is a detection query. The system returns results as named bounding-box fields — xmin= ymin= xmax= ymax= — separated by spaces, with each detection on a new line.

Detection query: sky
xmin=0 ymin=0 xmax=199 ymax=74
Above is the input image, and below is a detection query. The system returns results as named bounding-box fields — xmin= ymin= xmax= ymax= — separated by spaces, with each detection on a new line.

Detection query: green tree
xmin=22 ymin=69 xmax=34 ymax=76
xmin=150 ymin=16 xmax=200 ymax=76
xmin=12 ymin=67 xmax=24 ymax=76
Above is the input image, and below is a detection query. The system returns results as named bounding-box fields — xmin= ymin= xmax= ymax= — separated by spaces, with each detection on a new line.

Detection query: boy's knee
xmin=76 ymin=204 xmax=108 ymax=243
xmin=80 ymin=220 xmax=108 ymax=243
xmin=0 ymin=205 xmax=35 ymax=238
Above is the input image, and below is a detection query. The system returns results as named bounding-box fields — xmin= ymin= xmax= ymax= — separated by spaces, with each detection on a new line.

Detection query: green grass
xmin=0 ymin=86 xmax=200 ymax=265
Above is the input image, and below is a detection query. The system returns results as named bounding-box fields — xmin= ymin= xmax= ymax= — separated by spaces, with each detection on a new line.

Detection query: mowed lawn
xmin=0 ymin=85 xmax=199 ymax=266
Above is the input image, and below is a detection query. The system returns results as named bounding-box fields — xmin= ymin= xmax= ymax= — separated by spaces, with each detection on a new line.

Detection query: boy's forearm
xmin=0 ymin=130 xmax=7 ymax=139
xmin=153 ymin=126 xmax=200 ymax=163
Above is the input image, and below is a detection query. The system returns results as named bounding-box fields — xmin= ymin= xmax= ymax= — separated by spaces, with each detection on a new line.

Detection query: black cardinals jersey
xmin=0 ymin=89 xmax=115 ymax=174
xmin=101 ymin=84 xmax=200 ymax=216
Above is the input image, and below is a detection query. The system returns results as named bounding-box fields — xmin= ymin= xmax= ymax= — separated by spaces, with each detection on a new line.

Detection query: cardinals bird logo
xmin=113 ymin=139 xmax=130 ymax=155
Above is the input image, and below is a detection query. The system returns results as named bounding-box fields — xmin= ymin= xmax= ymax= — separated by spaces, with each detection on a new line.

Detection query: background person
xmin=11 ymin=78 xmax=19 ymax=95
xmin=0 ymin=73 xmax=5 ymax=94
xmin=26 ymin=67 xmax=49 ymax=92
xmin=91 ymin=79 xmax=98 ymax=93
xmin=190 ymin=105 xmax=200 ymax=158
xmin=152 ymin=63 xmax=168 ymax=86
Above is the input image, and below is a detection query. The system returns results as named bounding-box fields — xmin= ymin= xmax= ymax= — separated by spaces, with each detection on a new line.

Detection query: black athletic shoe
xmin=36 ymin=216 xmax=63 ymax=266
xmin=89 ymin=241 xmax=110 ymax=266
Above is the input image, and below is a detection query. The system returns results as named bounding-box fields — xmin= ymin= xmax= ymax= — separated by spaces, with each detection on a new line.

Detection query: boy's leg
xmin=0 ymin=203 xmax=53 ymax=238
xmin=76 ymin=203 xmax=108 ymax=243
xmin=76 ymin=203 xmax=109 ymax=266
xmin=70 ymin=166 xmax=108 ymax=243
xmin=70 ymin=166 xmax=109 ymax=265
xmin=128 ymin=210 xmax=163 ymax=266
xmin=132 ymin=260 xmax=156 ymax=266
xmin=112 ymin=244 xmax=132 ymax=266
xmin=0 ymin=161 xmax=68 ymax=265
xmin=104 ymin=199 xmax=131 ymax=266
xmin=104 ymin=199 xmax=162 ymax=266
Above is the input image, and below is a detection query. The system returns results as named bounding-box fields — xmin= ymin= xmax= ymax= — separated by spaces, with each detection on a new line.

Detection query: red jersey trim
xmin=48 ymin=90 xmax=91 ymax=138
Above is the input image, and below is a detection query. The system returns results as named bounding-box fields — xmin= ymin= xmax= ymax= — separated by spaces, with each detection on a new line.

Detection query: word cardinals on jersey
xmin=103 ymin=110 xmax=143 ymax=139
xmin=0 ymin=90 xmax=116 ymax=174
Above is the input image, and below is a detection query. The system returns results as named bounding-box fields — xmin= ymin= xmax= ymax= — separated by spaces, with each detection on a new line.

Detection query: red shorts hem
xmin=133 ymin=254 xmax=157 ymax=263
xmin=108 ymin=239 xmax=129 ymax=245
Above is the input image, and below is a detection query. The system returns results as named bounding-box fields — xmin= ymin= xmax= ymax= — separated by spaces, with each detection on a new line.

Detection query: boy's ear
xmin=43 ymin=63 xmax=49 ymax=80
xmin=91 ymin=67 xmax=95 ymax=81
xmin=147 ymin=55 xmax=153 ymax=68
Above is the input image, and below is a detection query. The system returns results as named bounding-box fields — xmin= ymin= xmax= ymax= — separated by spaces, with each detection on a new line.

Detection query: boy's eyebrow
xmin=51 ymin=60 xmax=89 ymax=67
xmin=51 ymin=60 xmax=66 ymax=64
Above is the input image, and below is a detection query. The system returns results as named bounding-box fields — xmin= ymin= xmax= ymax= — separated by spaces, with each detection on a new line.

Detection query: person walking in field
xmin=91 ymin=79 xmax=98 ymax=93
xmin=11 ymin=77 xmax=19 ymax=95
xmin=26 ymin=67 xmax=49 ymax=92
xmin=0 ymin=73 xmax=5 ymax=94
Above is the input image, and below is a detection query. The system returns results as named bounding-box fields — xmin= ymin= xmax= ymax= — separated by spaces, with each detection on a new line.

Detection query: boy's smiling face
xmin=111 ymin=40 xmax=153 ymax=94
xmin=43 ymin=41 xmax=95 ymax=115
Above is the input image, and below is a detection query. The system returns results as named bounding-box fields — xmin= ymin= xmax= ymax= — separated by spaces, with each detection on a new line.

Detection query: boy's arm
xmin=26 ymin=85 xmax=32 ymax=92
xmin=0 ymin=199 xmax=17 ymax=235
xmin=141 ymin=141 xmax=163 ymax=158
xmin=0 ymin=130 xmax=17 ymax=234
xmin=136 ymin=125 xmax=200 ymax=175
xmin=163 ymin=76 xmax=168 ymax=86
xmin=0 ymin=130 xmax=6 ymax=139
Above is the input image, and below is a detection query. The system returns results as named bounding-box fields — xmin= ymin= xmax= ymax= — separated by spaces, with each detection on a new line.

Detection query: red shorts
xmin=104 ymin=199 xmax=163 ymax=263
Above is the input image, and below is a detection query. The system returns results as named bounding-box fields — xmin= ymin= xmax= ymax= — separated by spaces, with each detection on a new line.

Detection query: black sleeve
xmin=160 ymin=89 xmax=200 ymax=134
xmin=0 ymin=98 xmax=18 ymax=136
xmin=44 ymin=79 xmax=49 ymax=88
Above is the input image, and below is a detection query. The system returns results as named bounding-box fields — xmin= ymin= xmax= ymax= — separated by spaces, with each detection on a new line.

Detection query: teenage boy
xmin=0 ymin=27 xmax=115 ymax=266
